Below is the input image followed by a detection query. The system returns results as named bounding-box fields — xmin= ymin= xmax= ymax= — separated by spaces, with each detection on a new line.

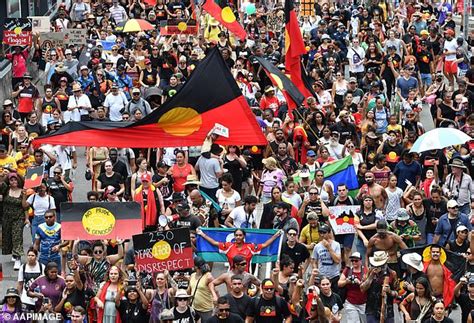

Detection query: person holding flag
xmin=196 ymin=227 xmax=282 ymax=272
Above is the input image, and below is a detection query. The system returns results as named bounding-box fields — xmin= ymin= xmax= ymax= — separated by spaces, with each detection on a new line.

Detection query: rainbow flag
xmin=196 ymin=228 xmax=282 ymax=263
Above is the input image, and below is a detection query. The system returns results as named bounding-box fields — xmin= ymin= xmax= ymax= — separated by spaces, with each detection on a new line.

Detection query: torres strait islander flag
xmin=60 ymin=202 xmax=142 ymax=240
xmin=322 ymin=156 xmax=359 ymax=197
xmin=202 ymin=0 xmax=247 ymax=40
xmin=196 ymin=227 xmax=282 ymax=263
xmin=32 ymin=48 xmax=266 ymax=148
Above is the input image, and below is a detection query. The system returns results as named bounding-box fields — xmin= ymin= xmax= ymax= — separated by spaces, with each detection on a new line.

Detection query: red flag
xmin=202 ymin=0 xmax=247 ymax=40
xmin=284 ymin=0 xmax=312 ymax=99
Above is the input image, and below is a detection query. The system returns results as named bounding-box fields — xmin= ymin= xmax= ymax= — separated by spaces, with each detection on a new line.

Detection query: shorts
xmin=335 ymin=233 xmax=355 ymax=249
xmin=444 ymin=60 xmax=458 ymax=74
xmin=420 ymin=73 xmax=432 ymax=86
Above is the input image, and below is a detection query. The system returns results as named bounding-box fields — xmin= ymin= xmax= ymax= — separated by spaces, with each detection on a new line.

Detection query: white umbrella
xmin=410 ymin=128 xmax=472 ymax=153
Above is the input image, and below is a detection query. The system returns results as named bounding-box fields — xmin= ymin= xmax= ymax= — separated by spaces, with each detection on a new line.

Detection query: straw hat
xmin=369 ymin=251 xmax=388 ymax=267
xmin=449 ymin=158 xmax=467 ymax=169
xmin=55 ymin=63 xmax=67 ymax=73
xmin=175 ymin=289 xmax=191 ymax=298
xmin=184 ymin=175 xmax=201 ymax=186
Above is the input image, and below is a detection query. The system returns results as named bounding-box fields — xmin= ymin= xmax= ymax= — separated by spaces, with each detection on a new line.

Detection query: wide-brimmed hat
xmin=175 ymin=289 xmax=191 ymax=298
xmin=262 ymin=157 xmax=277 ymax=170
xmin=3 ymin=288 xmax=20 ymax=301
xmin=72 ymin=84 xmax=82 ymax=92
xmin=396 ymin=209 xmax=410 ymax=221
xmin=23 ymin=73 xmax=32 ymax=79
xmin=401 ymin=253 xmax=423 ymax=271
xmin=264 ymin=86 xmax=275 ymax=93
xmin=183 ymin=175 xmax=201 ymax=186
xmin=3 ymin=99 xmax=13 ymax=106
xmin=447 ymin=199 xmax=458 ymax=208
xmin=55 ymin=63 xmax=67 ymax=72
xmin=369 ymin=251 xmax=388 ymax=267
xmin=449 ymin=158 xmax=467 ymax=169
xmin=366 ymin=131 xmax=378 ymax=139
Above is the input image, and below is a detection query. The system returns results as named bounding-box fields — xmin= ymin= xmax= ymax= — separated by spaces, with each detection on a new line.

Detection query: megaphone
xmin=158 ymin=214 xmax=180 ymax=227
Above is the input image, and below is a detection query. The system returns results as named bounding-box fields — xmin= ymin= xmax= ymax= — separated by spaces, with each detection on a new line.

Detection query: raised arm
xmin=196 ymin=228 xmax=220 ymax=247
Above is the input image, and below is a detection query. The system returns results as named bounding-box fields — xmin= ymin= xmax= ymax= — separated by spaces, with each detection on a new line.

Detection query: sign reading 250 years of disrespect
xmin=133 ymin=228 xmax=194 ymax=273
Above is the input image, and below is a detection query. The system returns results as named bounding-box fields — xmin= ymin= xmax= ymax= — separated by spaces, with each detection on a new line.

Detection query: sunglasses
xmin=94 ymin=250 xmax=103 ymax=254
xmin=263 ymin=288 xmax=274 ymax=291
xmin=448 ymin=206 xmax=459 ymax=209
xmin=177 ymin=298 xmax=188 ymax=301
xmin=350 ymin=259 xmax=360 ymax=262
xmin=288 ymin=233 xmax=297 ymax=236
xmin=309 ymin=192 xmax=318 ymax=195
xmin=45 ymin=216 xmax=54 ymax=219
xmin=218 ymin=308 xmax=230 ymax=312
xmin=54 ymin=172 xmax=62 ymax=175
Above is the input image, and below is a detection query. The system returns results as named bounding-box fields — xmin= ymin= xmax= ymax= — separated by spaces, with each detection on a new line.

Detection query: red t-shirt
xmin=171 ymin=163 xmax=193 ymax=192
xmin=218 ymin=242 xmax=262 ymax=271
xmin=260 ymin=96 xmax=280 ymax=116
xmin=342 ymin=266 xmax=367 ymax=305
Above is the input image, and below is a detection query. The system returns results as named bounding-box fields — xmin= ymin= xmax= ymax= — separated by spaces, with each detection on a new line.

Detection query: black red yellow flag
xmin=254 ymin=56 xmax=304 ymax=117
xmin=24 ymin=166 xmax=44 ymax=189
xmin=33 ymin=48 xmax=266 ymax=148
xmin=60 ymin=202 xmax=142 ymax=240
xmin=285 ymin=0 xmax=312 ymax=99
xmin=202 ymin=0 xmax=247 ymax=40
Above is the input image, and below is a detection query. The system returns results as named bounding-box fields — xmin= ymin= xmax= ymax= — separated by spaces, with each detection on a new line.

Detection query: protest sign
xmin=3 ymin=18 xmax=32 ymax=46
xmin=213 ymin=123 xmax=229 ymax=138
xmin=60 ymin=202 xmax=142 ymax=240
xmin=328 ymin=205 xmax=360 ymax=235
xmin=39 ymin=32 xmax=66 ymax=51
xmin=65 ymin=29 xmax=87 ymax=45
xmin=160 ymin=18 xmax=198 ymax=35
xmin=24 ymin=166 xmax=44 ymax=189
xmin=133 ymin=228 xmax=194 ymax=272
xmin=30 ymin=16 xmax=50 ymax=33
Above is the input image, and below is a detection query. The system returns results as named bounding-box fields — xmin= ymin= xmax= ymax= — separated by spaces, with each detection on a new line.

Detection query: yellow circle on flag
xmin=343 ymin=216 xmax=349 ymax=222
xmin=178 ymin=22 xmax=188 ymax=31
xmin=82 ymin=207 xmax=116 ymax=236
xmin=152 ymin=240 xmax=171 ymax=260
xmin=31 ymin=173 xmax=38 ymax=181
xmin=388 ymin=151 xmax=397 ymax=160
xmin=14 ymin=27 xmax=22 ymax=35
xmin=157 ymin=107 xmax=202 ymax=136
xmin=221 ymin=7 xmax=236 ymax=23
xmin=270 ymin=73 xmax=284 ymax=90
xmin=251 ymin=146 xmax=259 ymax=153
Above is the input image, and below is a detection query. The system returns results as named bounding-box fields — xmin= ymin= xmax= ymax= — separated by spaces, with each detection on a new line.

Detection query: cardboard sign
xmin=328 ymin=205 xmax=360 ymax=235
xmin=60 ymin=202 xmax=142 ymax=240
xmin=39 ymin=32 xmax=66 ymax=51
xmin=3 ymin=18 xmax=32 ymax=46
xmin=65 ymin=29 xmax=87 ymax=45
xmin=213 ymin=123 xmax=229 ymax=138
xmin=133 ymin=228 xmax=194 ymax=272
xmin=160 ymin=18 xmax=198 ymax=35
xmin=30 ymin=16 xmax=51 ymax=33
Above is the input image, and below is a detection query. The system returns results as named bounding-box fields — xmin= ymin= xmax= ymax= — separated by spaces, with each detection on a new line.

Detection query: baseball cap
xmin=80 ymin=65 xmax=88 ymax=71
xmin=349 ymin=252 xmax=362 ymax=259
xmin=132 ymin=87 xmax=141 ymax=94
xmin=144 ymin=58 xmax=151 ymax=65
xmin=447 ymin=199 xmax=458 ymax=208
xmin=65 ymin=49 xmax=72 ymax=54
xmin=306 ymin=150 xmax=316 ymax=157
xmin=141 ymin=173 xmax=151 ymax=182
xmin=444 ymin=29 xmax=455 ymax=36
xmin=456 ymin=225 xmax=468 ymax=233
xmin=318 ymin=224 xmax=331 ymax=233
xmin=349 ymin=77 xmax=357 ymax=83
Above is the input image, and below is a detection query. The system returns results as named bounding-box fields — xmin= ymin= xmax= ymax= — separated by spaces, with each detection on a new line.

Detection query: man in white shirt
xmin=66 ymin=84 xmax=92 ymax=123
xmin=104 ymin=83 xmax=128 ymax=121
xmin=225 ymin=195 xmax=258 ymax=228
xmin=443 ymin=28 xmax=458 ymax=87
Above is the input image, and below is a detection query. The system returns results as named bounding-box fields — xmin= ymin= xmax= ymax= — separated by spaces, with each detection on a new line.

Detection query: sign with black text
xmin=133 ymin=228 xmax=194 ymax=272
xmin=3 ymin=18 xmax=32 ymax=46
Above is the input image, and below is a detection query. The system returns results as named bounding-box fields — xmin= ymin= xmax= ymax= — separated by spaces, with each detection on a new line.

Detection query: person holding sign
xmin=196 ymin=228 xmax=282 ymax=272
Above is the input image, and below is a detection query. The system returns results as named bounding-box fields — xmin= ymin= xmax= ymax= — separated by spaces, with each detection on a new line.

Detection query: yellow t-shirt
xmin=386 ymin=124 xmax=402 ymax=134
xmin=189 ymin=272 xmax=214 ymax=312
xmin=14 ymin=152 xmax=35 ymax=177
xmin=300 ymin=224 xmax=320 ymax=248
xmin=0 ymin=156 xmax=17 ymax=171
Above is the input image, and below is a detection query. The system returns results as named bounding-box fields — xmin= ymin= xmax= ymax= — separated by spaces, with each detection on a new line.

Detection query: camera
xmin=127 ymin=270 xmax=137 ymax=286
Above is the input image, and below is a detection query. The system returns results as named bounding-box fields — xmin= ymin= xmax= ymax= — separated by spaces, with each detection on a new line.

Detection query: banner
xmin=160 ymin=18 xmax=198 ymax=35
xmin=196 ymin=227 xmax=282 ymax=263
xmin=328 ymin=205 xmax=360 ymax=235
xmin=65 ymin=29 xmax=87 ymax=45
xmin=3 ymin=18 xmax=32 ymax=46
xmin=133 ymin=228 xmax=194 ymax=272
xmin=39 ymin=32 xmax=66 ymax=51
xmin=60 ymin=202 xmax=142 ymax=240
xmin=30 ymin=16 xmax=51 ymax=33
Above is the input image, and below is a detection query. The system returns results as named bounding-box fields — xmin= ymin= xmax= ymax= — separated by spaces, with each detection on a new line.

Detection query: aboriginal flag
xmin=32 ymin=48 xmax=266 ymax=148
xmin=24 ymin=166 xmax=44 ymax=189
xmin=60 ymin=202 xmax=142 ymax=240
xmin=284 ymin=0 xmax=312 ymax=99
xmin=400 ymin=245 xmax=465 ymax=306
xmin=254 ymin=56 xmax=304 ymax=119
xmin=202 ymin=0 xmax=247 ymax=40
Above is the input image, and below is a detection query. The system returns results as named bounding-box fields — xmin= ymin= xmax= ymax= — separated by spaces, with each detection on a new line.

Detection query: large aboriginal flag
xmin=202 ymin=0 xmax=247 ymax=40
xmin=32 ymin=48 xmax=266 ymax=148
xmin=284 ymin=0 xmax=312 ymax=99
xmin=400 ymin=245 xmax=465 ymax=306
xmin=60 ymin=202 xmax=142 ymax=240
xmin=254 ymin=56 xmax=304 ymax=118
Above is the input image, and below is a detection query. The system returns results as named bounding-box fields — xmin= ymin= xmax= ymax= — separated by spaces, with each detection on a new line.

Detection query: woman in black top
xmin=260 ymin=186 xmax=283 ymax=229
xmin=97 ymin=160 xmax=125 ymax=197
xmin=115 ymin=282 xmax=149 ymax=323
xmin=355 ymin=195 xmax=378 ymax=262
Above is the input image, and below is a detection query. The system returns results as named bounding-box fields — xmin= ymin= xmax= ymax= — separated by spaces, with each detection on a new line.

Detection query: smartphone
xmin=43 ymin=297 xmax=50 ymax=305
xmin=67 ymin=252 xmax=73 ymax=261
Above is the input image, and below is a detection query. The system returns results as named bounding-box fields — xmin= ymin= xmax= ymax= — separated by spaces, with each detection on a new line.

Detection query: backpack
xmin=30 ymin=194 xmax=52 ymax=211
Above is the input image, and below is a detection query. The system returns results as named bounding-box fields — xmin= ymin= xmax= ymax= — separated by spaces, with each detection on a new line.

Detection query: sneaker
xmin=14 ymin=259 xmax=21 ymax=271
xmin=11 ymin=256 xmax=15 ymax=262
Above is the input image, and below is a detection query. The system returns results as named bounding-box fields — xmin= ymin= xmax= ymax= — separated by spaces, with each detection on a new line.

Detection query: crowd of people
xmin=0 ymin=0 xmax=474 ymax=322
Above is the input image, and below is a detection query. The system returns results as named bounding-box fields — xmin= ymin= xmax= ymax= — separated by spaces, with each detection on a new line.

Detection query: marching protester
xmin=1 ymin=0 xmax=474 ymax=322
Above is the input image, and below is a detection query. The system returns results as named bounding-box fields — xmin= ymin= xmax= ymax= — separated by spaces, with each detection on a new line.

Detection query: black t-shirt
xmin=281 ymin=242 xmax=310 ymax=272
xmin=174 ymin=215 xmax=202 ymax=231
xmin=205 ymin=313 xmax=244 ymax=323
xmin=456 ymin=292 xmax=474 ymax=323
xmin=330 ymin=122 xmax=357 ymax=144
xmin=117 ymin=300 xmax=149 ymax=323
xmin=416 ymin=50 xmax=433 ymax=74
xmin=382 ymin=54 xmax=402 ymax=78
xmin=97 ymin=172 xmax=124 ymax=192
xmin=439 ymin=103 xmax=457 ymax=121
xmin=225 ymin=294 xmax=252 ymax=320
xmin=303 ymin=201 xmax=323 ymax=227
xmin=448 ymin=239 xmax=469 ymax=255
xmin=173 ymin=306 xmax=200 ymax=323
xmin=419 ymin=150 xmax=448 ymax=180
xmin=246 ymin=296 xmax=291 ymax=323
xmin=152 ymin=173 xmax=173 ymax=199
xmin=62 ymin=288 xmax=86 ymax=320
xmin=319 ymin=292 xmax=343 ymax=314
xmin=382 ymin=142 xmax=404 ymax=171
xmin=46 ymin=178 xmax=70 ymax=210
xmin=424 ymin=199 xmax=447 ymax=233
